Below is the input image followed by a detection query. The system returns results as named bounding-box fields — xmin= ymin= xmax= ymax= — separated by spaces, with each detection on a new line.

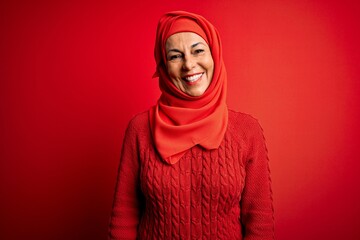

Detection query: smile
xmin=183 ymin=73 xmax=204 ymax=83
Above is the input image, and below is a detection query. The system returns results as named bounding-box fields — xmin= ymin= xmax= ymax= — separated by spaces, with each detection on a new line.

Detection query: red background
xmin=1 ymin=0 xmax=360 ymax=239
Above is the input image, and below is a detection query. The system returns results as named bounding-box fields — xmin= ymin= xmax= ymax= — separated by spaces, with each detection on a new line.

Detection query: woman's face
xmin=165 ymin=32 xmax=214 ymax=97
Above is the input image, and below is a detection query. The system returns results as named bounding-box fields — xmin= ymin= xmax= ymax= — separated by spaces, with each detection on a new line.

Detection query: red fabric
xmin=149 ymin=11 xmax=228 ymax=164
xmin=108 ymin=110 xmax=274 ymax=239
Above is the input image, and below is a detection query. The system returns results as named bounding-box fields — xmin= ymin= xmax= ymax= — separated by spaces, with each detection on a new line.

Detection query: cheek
xmin=202 ymin=54 xmax=214 ymax=70
xmin=204 ymin=58 xmax=214 ymax=78
xmin=166 ymin=63 xmax=180 ymax=78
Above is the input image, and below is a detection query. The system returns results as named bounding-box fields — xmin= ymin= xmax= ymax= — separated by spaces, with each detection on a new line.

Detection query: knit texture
xmin=109 ymin=110 xmax=274 ymax=239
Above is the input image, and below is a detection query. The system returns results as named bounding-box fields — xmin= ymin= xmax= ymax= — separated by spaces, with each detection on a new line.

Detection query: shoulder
xmin=227 ymin=109 xmax=264 ymax=137
xmin=227 ymin=109 xmax=267 ymax=160
xmin=127 ymin=110 xmax=149 ymax=128
xmin=124 ymin=110 xmax=150 ymax=138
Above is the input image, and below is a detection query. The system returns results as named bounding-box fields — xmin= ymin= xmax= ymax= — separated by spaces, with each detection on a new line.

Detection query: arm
xmin=240 ymin=118 xmax=274 ymax=239
xmin=108 ymin=119 xmax=143 ymax=240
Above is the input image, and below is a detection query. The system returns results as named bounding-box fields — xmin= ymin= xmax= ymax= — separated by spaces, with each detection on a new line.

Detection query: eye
xmin=194 ymin=49 xmax=205 ymax=55
xmin=168 ymin=54 xmax=182 ymax=61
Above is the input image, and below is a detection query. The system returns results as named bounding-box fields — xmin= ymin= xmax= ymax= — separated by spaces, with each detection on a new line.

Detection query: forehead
xmin=165 ymin=32 xmax=208 ymax=49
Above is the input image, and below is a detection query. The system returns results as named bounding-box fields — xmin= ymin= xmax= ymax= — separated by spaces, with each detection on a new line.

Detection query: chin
xmin=187 ymin=89 xmax=205 ymax=97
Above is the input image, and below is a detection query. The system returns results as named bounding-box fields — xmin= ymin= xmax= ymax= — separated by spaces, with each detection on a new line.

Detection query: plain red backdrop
xmin=1 ymin=0 xmax=359 ymax=239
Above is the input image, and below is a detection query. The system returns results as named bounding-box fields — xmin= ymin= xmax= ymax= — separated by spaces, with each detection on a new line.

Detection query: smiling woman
xmin=108 ymin=11 xmax=274 ymax=240
xmin=165 ymin=32 xmax=214 ymax=96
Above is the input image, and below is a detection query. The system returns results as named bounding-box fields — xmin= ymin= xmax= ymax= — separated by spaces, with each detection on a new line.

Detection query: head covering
xmin=149 ymin=11 xmax=228 ymax=164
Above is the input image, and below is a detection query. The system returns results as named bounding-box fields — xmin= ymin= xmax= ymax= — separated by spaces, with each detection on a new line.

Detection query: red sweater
xmin=109 ymin=110 xmax=274 ymax=239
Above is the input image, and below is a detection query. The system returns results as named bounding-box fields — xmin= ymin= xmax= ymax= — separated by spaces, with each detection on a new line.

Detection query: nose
xmin=182 ymin=55 xmax=195 ymax=71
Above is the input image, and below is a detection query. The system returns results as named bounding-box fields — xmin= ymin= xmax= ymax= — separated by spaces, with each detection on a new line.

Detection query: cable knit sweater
xmin=109 ymin=109 xmax=274 ymax=239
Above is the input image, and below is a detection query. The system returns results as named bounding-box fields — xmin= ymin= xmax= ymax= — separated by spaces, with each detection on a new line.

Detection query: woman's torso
xmin=131 ymin=109 xmax=257 ymax=239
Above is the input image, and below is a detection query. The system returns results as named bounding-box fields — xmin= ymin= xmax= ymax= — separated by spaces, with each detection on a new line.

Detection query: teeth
xmin=185 ymin=73 xmax=202 ymax=82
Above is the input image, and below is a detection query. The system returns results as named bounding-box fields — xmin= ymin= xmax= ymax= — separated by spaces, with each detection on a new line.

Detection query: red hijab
xmin=149 ymin=11 xmax=228 ymax=164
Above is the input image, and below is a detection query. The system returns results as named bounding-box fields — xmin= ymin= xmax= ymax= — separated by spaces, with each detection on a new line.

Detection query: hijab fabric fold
xmin=149 ymin=11 xmax=228 ymax=164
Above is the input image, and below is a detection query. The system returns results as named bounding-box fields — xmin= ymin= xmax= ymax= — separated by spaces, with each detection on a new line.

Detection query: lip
xmin=182 ymin=72 xmax=203 ymax=79
xmin=182 ymin=72 xmax=204 ymax=85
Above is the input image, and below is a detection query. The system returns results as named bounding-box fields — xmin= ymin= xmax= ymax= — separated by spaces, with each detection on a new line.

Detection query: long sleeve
xmin=108 ymin=119 xmax=143 ymax=240
xmin=109 ymin=111 xmax=274 ymax=239
xmin=240 ymin=118 xmax=274 ymax=239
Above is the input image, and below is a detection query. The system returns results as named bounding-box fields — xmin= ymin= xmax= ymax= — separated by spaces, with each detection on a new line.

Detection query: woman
xmin=109 ymin=11 xmax=274 ymax=239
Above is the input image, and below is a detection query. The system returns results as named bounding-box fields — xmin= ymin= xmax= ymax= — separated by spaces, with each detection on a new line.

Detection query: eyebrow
xmin=167 ymin=42 xmax=205 ymax=54
xmin=191 ymin=42 xmax=203 ymax=48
